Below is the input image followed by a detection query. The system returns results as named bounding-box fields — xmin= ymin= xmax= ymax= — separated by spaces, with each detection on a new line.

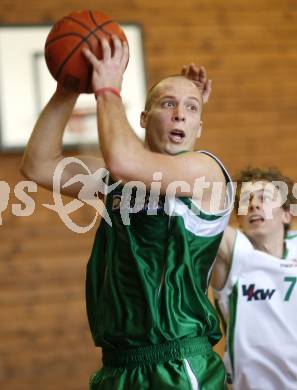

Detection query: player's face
xmin=237 ymin=181 xmax=291 ymax=240
xmin=141 ymin=77 xmax=203 ymax=155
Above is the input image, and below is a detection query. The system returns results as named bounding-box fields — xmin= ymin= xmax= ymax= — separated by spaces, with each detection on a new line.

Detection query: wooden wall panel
xmin=1 ymin=1 xmax=296 ymax=388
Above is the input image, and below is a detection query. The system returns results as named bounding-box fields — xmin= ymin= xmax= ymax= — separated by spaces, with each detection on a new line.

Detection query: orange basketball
xmin=44 ymin=10 xmax=128 ymax=93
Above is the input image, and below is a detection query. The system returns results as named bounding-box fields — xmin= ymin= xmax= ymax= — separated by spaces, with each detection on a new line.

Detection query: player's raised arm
xmin=83 ymin=36 xmax=227 ymax=204
xmin=20 ymin=86 xmax=105 ymax=199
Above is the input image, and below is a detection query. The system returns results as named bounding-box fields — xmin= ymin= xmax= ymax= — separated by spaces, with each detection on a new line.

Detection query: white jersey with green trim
xmin=214 ymin=230 xmax=297 ymax=390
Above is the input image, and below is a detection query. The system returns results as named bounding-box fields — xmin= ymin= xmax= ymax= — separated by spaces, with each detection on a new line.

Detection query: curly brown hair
xmin=234 ymin=167 xmax=294 ymax=232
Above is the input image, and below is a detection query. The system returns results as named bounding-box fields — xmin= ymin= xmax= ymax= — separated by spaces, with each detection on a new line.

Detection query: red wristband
xmin=94 ymin=87 xmax=121 ymax=99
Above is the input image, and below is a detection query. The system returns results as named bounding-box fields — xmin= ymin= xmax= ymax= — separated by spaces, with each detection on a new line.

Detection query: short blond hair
xmin=144 ymin=75 xmax=203 ymax=112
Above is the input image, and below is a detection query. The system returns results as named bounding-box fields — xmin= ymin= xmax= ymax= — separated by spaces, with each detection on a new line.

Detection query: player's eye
xmin=161 ymin=100 xmax=175 ymax=108
xmin=262 ymin=194 xmax=273 ymax=202
xmin=187 ymin=104 xmax=198 ymax=111
xmin=239 ymin=193 xmax=250 ymax=204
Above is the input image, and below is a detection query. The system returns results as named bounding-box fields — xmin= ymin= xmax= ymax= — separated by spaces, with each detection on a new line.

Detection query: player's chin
xmin=164 ymin=147 xmax=180 ymax=156
xmin=245 ymin=224 xmax=266 ymax=237
xmin=164 ymin=143 xmax=189 ymax=156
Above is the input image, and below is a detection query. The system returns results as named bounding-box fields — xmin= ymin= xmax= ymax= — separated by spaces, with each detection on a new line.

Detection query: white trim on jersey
xmin=172 ymin=198 xmax=230 ymax=237
xmin=167 ymin=150 xmax=234 ymax=237
xmin=198 ymin=150 xmax=235 ymax=217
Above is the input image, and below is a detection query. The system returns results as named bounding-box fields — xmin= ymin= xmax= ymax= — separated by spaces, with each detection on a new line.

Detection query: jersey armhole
xmin=193 ymin=150 xmax=234 ymax=219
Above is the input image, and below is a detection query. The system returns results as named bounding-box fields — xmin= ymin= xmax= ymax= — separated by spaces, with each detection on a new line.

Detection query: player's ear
xmin=282 ymin=209 xmax=292 ymax=226
xmin=196 ymin=120 xmax=202 ymax=138
xmin=140 ymin=111 xmax=147 ymax=129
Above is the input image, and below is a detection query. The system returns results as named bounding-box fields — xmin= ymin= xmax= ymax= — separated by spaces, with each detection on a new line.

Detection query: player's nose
xmin=249 ymin=195 xmax=261 ymax=211
xmin=172 ymin=104 xmax=185 ymax=122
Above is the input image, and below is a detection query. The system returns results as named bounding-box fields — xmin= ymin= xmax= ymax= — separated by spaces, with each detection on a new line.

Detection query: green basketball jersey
xmin=86 ymin=151 xmax=234 ymax=350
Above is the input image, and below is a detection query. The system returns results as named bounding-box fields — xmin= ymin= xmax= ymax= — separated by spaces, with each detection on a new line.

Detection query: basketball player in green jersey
xmin=211 ymin=167 xmax=297 ymax=390
xmin=21 ymin=35 xmax=233 ymax=389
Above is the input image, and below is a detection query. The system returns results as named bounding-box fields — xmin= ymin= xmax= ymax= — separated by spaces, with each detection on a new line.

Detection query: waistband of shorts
xmin=102 ymin=336 xmax=212 ymax=368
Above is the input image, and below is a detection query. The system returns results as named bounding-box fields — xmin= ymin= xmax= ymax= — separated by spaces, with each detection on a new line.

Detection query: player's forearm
xmin=97 ymin=93 xmax=145 ymax=180
xmin=20 ymin=89 xmax=79 ymax=181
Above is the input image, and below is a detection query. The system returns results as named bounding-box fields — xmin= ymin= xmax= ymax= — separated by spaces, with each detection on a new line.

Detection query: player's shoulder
xmin=220 ymin=229 xmax=254 ymax=258
xmin=284 ymin=231 xmax=297 ymax=261
xmin=196 ymin=150 xmax=232 ymax=183
xmin=175 ymin=150 xmax=225 ymax=184
xmin=233 ymin=230 xmax=254 ymax=254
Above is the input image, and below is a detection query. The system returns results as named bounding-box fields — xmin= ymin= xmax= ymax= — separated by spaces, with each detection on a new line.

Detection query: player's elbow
xmin=20 ymin=166 xmax=32 ymax=181
xmin=20 ymin=154 xmax=52 ymax=187
xmin=104 ymin=153 xmax=135 ymax=183
xmin=105 ymin=159 xmax=126 ymax=182
xmin=20 ymin=156 xmax=38 ymax=182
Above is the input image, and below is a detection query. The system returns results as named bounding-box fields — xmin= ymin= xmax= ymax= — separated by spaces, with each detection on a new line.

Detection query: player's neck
xmin=249 ymin=231 xmax=284 ymax=259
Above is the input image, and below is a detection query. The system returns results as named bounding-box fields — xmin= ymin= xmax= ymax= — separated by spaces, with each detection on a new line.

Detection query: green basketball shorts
xmin=89 ymin=337 xmax=227 ymax=389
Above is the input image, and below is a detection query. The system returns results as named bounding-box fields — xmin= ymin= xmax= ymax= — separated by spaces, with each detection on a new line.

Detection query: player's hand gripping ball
xmin=44 ymin=10 xmax=129 ymax=93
